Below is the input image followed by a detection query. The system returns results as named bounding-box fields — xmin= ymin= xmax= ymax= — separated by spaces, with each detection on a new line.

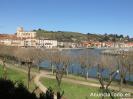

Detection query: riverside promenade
xmin=4 ymin=61 xmax=133 ymax=94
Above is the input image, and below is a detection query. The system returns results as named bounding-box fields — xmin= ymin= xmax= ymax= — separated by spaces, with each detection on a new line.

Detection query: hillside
xmin=33 ymin=29 xmax=87 ymax=42
xmin=33 ymin=29 xmax=132 ymax=42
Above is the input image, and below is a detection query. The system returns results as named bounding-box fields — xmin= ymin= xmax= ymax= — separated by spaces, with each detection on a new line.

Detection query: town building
xmin=0 ymin=34 xmax=24 ymax=47
xmin=57 ymin=42 xmax=78 ymax=48
xmin=1 ymin=27 xmax=133 ymax=49
xmin=16 ymin=27 xmax=36 ymax=38
xmin=36 ymin=39 xmax=57 ymax=48
xmin=24 ymin=39 xmax=37 ymax=47
xmin=125 ymin=42 xmax=133 ymax=48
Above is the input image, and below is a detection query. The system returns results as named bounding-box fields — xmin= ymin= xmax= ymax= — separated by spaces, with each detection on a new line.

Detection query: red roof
xmin=126 ymin=42 xmax=133 ymax=46
xmin=0 ymin=34 xmax=25 ymax=40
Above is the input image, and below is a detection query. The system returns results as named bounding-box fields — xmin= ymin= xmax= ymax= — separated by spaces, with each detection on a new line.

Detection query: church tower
xmin=17 ymin=27 xmax=24 ymax=33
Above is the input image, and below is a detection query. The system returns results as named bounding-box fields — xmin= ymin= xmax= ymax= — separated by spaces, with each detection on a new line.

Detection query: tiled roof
xmin=126 ymin=42 xmax=133 ymax=46
xmin=0 ymin=34 xmax=25 ymax=40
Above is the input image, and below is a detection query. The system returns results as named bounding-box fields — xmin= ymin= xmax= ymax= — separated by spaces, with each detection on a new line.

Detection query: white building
xmin=10 ymin=39 xmax=24 ymax=47
xmin=57 ymin=42 xmax=64 ymax=47
xmin=24 ymin=39 xmax=37 ymax=47
xmin=57 ymin=42 xmax=78 ymax=48
xmin=0 ymin=27 xmax=58 ymax=48
xmin=0 ymin=39 xmax=12 ymax=46
xmin=0 ymin=39 xmax=24 ymax=47
xmin=16 ymin=27 xmax=36 ymax=38
xmin=36 ymin=39 xmax=57 ymax=48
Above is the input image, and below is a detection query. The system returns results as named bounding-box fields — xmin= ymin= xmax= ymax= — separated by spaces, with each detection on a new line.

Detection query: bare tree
xmin=127 ymin=52 xmax=133 ymax=81
xmin=52 ymin=52 xmax=63 ymax=89
xmin=47 ymin=51 xmax=55 ymax=74
xmin=115 ymin=51 xmax=133 ymax=91
xmin=77 ymin=50 xmax=94 ymax=79
xmin=14 ymin=47 xmax=44 ymax=89
xmin=52 ymin=51 xmax=69 ymax=99
xmin=78 ymin=54 xmax=88 ymax=78
xmin=96 ymin=54 xmax=119 ymax=99
xmin=0 ymin=46 xmax=16 ymax=79
xmin=116 ymin=55 xmax=125 ymax=91
xmin=32 ymin=48 xmax=46 ymax=72
xmin=62 ymin=54 xmax=72 ymax=76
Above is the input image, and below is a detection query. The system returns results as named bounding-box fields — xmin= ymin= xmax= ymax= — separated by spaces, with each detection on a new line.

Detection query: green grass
xmin=35 ymin=29 xmax=88 ymax=42
xmin=41 ymin=77 xmax=115 ymax=99
xmin=0 ymin=65 xmax=36 ymax=91
xmin=49 ymin=73 xmax=133 ymax=90
xmin=50 ymin=73 xmax=100 ymax=84
xmin=41 ymin=77 xmax=133 ymax=99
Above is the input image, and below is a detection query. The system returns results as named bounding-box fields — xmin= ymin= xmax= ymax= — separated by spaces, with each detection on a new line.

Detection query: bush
xmin=0 ymin=78 xmax=54 ymax=99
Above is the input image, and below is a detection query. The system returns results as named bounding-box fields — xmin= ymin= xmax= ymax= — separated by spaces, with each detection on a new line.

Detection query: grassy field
xmin=49 ymin=73 xmax=133 ymax=90
xmin=41 ymin=77 xmax=133 ymax=99
xmin=0 ymin=64 xmax=132 ymax=99
xmin=0 ymin=65 xmax=36 ymax=91
xmin=41 ymin=77 xmax=119 ymax=99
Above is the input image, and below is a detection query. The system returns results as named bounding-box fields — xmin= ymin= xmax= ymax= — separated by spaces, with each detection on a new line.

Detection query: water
xmin=39 ymin=48 xmax=133 ymax=82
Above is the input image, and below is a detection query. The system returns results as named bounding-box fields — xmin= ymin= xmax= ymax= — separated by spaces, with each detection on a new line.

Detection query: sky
xmin=0 ymin=0 xmax=133 ymax=37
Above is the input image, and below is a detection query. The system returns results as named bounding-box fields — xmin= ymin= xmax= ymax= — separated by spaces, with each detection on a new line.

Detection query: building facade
xmin=36 ymin=39 xmax=57 ymax=48
xmin=16 ymin=27 xmax=36 ymax=38
xmin=24 ymin=39 xmax=37 ymax=47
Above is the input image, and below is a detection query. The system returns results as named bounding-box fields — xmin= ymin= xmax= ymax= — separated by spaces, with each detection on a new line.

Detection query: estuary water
xmin=40 ymin=48 xmax=133 ymax=82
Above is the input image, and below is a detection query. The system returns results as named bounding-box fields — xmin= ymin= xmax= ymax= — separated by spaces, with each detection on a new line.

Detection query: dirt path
xmin=39 ymin=70 xmax=133 ymax=93
xmin=3 ymin=63 xmax=57 ymax=99
xmin=34 ymin=73 xmax=57 ymax=99
xmin=3 ymin=62 xmax=133 ymax=95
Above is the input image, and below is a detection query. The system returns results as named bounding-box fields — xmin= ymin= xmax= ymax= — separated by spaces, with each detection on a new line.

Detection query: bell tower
xmin=17 ymin=27 xmax=24 ymax=33
xmin=16 ymin=27 xmax=24 ymax=38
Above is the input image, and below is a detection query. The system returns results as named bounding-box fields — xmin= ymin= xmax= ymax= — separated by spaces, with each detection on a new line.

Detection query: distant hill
xmin=33 ymin=29 xmax=132 ymax=42
xmin=33 ymin=29 xmax=88 ymax=42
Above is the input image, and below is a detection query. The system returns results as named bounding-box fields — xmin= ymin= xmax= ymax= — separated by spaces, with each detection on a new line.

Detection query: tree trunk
xmin=57 ymin=91 xmax=64 ymax=99
xmin=101 ymin=89 xmax=105 ymax=99
xmin=51 ymin=64 xmax=54 ymax=74
xmin=38 ymin=65 xmax=40 ymax=72
xmin=27 ymin=65 xmax=31 ymax=89
xmin=129 ymin=65 xmax=131 ymax=81
xmin=3 ymin=60 xmax=7 ymax=80
xmin=72 ymin=66 xmax=74 ymax=74
xmin=66 ymin=68 xmax=68 ymax=76
xmin=106 ymin=74 xmax=115 ymax=89
xmin=86 ymin=71 xmax=88 ymax=80
xmin=129 ymin=71 xmax=131 ymax=81
xmin=84 ymin=68 xmax=86 ymax=78
xmin=119 ymin=75 xmax=123 ymax=91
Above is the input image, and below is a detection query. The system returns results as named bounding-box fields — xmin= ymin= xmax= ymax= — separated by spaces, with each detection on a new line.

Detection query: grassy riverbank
xmin=41 ymin=77 xmax=119 ymax=99
xmin=48 ymin=73 xmax=133 ymax=91
xmin=0 ymin=65 xmax=36 ymax=91
xmin=0 ymin=63 xmax=132 ymax=99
